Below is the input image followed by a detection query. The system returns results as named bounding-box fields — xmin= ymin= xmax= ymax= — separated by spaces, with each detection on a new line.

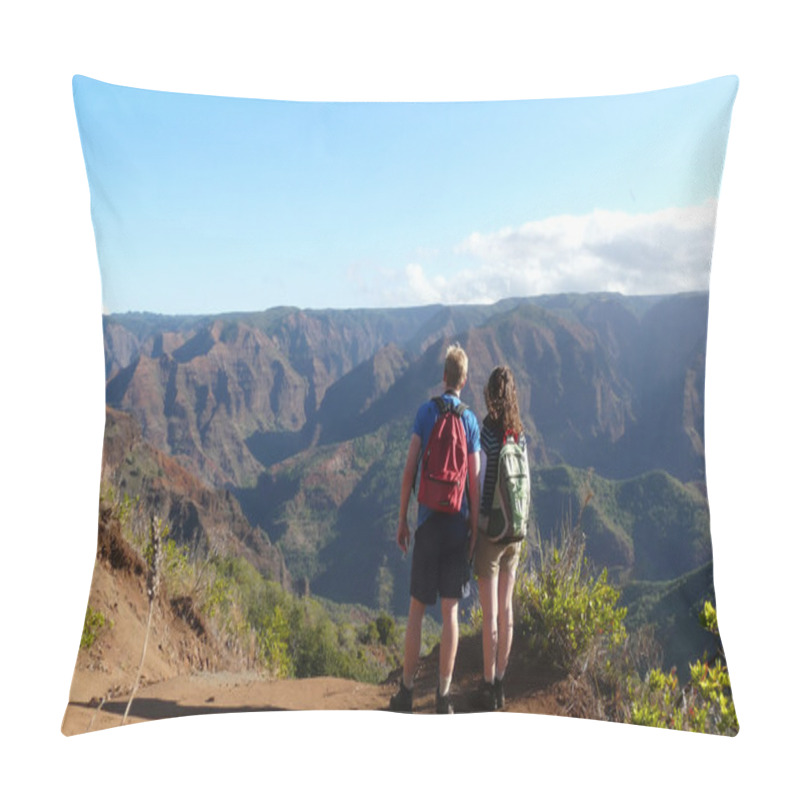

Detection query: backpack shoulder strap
xmin=432 ymin=394 xmax=468 ymax=419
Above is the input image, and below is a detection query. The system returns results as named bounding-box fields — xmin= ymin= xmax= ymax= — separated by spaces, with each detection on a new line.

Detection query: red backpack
xmin=417 ymin=396 xmax=469 ymax=514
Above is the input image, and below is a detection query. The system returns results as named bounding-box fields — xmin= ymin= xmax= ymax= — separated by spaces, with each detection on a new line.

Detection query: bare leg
xmin=478 ymin=574 xmax=499 ymax=683
xmin=402 ymin=596 xmax=426 ymax=687
xmin=496 ymin=567 xmax=517 ymax=678
xmin=439 ymin=597 xmax=460 ymax=691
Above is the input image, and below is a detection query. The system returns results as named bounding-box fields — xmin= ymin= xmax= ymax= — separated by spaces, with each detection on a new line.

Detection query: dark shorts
xmin=410 ymin=513 xmax=471 ymax=606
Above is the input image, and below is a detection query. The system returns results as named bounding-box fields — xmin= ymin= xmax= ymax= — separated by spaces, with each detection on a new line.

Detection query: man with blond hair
xmin=390 ymin=343 xmax=480 ymax=714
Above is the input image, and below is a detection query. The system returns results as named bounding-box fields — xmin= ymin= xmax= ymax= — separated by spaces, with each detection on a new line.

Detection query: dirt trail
xmin=63 ymin=673 xmax=390 ymax=734
xmin=63 ymin=631 xmax=577 ymax=735
xmin=62 ymin=512 xmax=588 ymax=735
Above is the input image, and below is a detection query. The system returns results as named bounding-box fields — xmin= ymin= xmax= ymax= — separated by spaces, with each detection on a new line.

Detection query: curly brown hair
xmin=484 ymin=365 xmax=523 ymax=435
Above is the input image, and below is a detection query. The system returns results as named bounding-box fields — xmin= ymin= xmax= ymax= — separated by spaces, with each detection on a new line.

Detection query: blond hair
xmin=444 ymin=343 xmax=468 ymax=389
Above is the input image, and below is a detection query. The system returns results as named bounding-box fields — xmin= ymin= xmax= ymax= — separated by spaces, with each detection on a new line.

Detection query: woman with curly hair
xmin=474 ymin=365 xmax=529 ymax=711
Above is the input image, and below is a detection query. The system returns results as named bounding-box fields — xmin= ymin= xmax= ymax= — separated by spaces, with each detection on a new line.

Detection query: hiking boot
xmin=494 ymin=676 xmax=505 ymax=710
xmin=475 ymin=678 xmax=498 ymax=711
xmin=389 ymin=682 xmax=413 ymax=713
xmin=436 ymin=688 xmax=454 ymax=714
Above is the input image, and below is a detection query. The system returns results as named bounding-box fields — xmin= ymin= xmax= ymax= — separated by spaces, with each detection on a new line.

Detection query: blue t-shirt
xmin=413 ymin=393 xmax=481 ymax=526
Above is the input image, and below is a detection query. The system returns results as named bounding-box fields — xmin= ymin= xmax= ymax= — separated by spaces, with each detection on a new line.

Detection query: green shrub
xmin=359 ymin=620 xmax=380 ymax=645
xmin=256 ymin=605 xmax=293 ymax=678
xmin=292 ymin=613 xmax=344 ymax=678
xmin=375 ymin=611 xmax=396 ymax=646
xmin=81 ymin=606 xmax=112 ymax=650
xmin=198 ymin=571 xmax=233 ymax=619
xmin=515 ymin=506 xmax=627 ymax=674
xmin=626 ymin=602 xmax=738 ymax=736
xmin=159 ymin=534 xmax=194 ymax=595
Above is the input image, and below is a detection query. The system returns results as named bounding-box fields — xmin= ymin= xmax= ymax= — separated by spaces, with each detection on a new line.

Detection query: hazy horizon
xmin=100 ymin=286 xmax=710 ymax=319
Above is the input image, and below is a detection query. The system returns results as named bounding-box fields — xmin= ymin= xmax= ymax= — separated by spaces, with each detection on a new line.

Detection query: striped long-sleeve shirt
xmin=479 ymin=419 xmax=528 ymax=515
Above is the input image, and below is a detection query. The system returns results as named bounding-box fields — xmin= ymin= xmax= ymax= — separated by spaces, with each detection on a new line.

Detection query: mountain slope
xmin=101 ymin=406 xmax=289 ymax=587
xmin=621 ymin=562 xmax=721 ymax=681
xmin=103 ymin=293 xmax=710 ymax=489
xmin=100 ymin=292 xmax=713 ymax=616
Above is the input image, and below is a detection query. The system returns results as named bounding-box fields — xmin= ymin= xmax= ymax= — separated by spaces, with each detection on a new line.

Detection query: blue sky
xmin=73 ymin=75 xmax=737 ymax=314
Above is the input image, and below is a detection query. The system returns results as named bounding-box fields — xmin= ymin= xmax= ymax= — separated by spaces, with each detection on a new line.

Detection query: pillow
xmin=63 ymin=75 xmax=738 ymax=735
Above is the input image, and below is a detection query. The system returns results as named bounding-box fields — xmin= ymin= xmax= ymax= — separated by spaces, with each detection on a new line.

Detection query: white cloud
xmin=383 ymin=201 xmax=719 ymax=306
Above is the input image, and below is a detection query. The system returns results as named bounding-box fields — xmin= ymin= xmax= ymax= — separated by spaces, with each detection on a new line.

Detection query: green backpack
xmin=485 ymin=430 xmax=531 ymax=543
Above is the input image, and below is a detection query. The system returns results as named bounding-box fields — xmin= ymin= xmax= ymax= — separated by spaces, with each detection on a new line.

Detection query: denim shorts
xmin=410 ymin=512 xmax=471 ymax=605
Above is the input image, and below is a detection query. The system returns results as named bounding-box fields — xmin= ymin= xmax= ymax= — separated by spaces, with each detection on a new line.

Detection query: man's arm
xmin=468 ymin=450 xmax=480 ymax=559
xmin=397 ymin=434 xmax=422 ymax=554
